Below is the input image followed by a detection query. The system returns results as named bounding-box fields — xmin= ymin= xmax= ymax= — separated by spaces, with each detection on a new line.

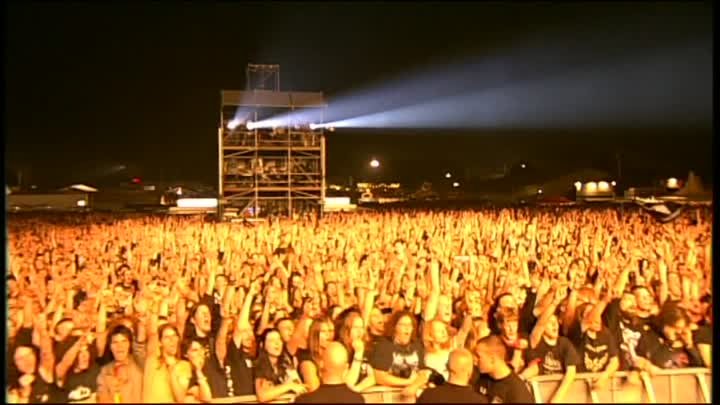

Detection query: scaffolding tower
xmin=218 ymin=64 xmax=327 ymax=218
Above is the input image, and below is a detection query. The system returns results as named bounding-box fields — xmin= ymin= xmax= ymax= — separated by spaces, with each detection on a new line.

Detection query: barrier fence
xmin=69 ymin=368 xmax=710 ymax=403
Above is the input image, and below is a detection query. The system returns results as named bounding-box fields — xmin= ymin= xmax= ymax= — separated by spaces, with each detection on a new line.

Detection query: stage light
xmin=227 ymin=119 xmax=240 ymax=130
xmin=598 ymin=181 xmax=610 ymax=191
xmin=370 ymin=159 xmax=380 ymax=168
xmin=574 ymin=181 xmax=582 ymax=191
xmin=586 ymin=182 xmax=597 ymax=192
xmin=445 ymin=172 xmax=452 ymax=178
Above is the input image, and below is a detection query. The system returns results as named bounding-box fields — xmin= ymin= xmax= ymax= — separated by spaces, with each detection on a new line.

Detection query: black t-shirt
xmin=635 ymin=330 xmax=704 ymax=369
xmin=254 ymin=354 xmax=298 ymax=386
xmin=694 ymin=325 xmax=712 ymax=346
xmin=603 ymin=299 xmax=650 ymax=370
xmin=343 ymin=342 xmax=372 ymax=386
xmin=574 ymin=328 xmax=619 ymax=373
xmin=369 ymin=339 xmax=425 ymax=378
xmin=418 ymin=383 xmax=488 ymax=404
xmin=473 ymin=369 xmax=534 ymax=404
xmin=294 ymin=383 xmax=365 ymax=403
xmin=519 ymin=289 xmax=538 ymax=335
xmin=525 ymin=336 xmax=580 ymax=375
xmin=189 ymin=332 xmax=227 ymax=398
xmin=222 ymin=339 xmax=255 ymax=396
xmin=63 ymin=364 xmax=101 ymax=402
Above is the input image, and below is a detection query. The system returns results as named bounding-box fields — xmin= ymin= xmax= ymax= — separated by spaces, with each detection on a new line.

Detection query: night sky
xmin=6 ymin=2 xmax=713 ymax=188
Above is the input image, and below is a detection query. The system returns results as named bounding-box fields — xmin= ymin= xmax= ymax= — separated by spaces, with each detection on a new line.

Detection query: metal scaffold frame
xmin=218 ymin=64 xmax=327 ymax=218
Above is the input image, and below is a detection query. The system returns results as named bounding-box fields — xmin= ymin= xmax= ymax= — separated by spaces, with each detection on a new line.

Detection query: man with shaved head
xmin=294 ymin=342 xmax=365 ymax=403
xmin=472 ymin=335 xmax=534 ymax=404
xmin=417 ymin=348 xmax=488 ymax=403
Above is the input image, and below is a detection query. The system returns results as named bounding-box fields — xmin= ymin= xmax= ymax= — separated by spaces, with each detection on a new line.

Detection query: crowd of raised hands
xmin=6 ymin=206 xmax=712 ymax=403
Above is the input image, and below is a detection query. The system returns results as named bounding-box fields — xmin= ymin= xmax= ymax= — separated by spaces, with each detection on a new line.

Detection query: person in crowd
xmin=170 ymin=337 xmax=214 ymax=403
xmin=370 ymin=310 xmax=430 ymax=396
xmin=55 ymin=332 xmax=101 ymax=403
xmin=299 ymin=317 xmax=336 ymax=392
xmin=337 ymin=310 xmax=376 ymax=392
xmin=142 ymin=321 xmax=180 ymax=403
xmin=294 ymin=342 xmax=366 ymax=403
xmin=633 ymin=304 xmax=704 ymax=371
xmin=417 ymin=348 xmax=488 ymax=403
xmin=96 ymin=325 xmax=143 ymax=403
xmin=254 ymin=328 xmax=307 ymax=402
xmin=472 ymin=335 xmax=534 ymax=404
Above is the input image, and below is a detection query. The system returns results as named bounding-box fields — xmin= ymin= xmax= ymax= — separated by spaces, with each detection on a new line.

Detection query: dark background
xmin=5 ymin=2 xmax=713 ymax=188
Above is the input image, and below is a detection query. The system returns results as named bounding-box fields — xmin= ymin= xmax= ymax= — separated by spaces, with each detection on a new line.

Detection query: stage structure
xmin=218 ymin=64 xmax=327 ymax=218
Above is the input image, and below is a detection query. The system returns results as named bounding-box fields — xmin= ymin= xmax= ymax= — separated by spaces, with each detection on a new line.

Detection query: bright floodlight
xmin=227 ymin=119 xmax=240 ymax=130
xmin=574 ymin=181 xmax=582 ymax=191
xmin=246 ymin=121 xmax=255 ymax=130
xmin=452 ymin=182 xmax=460 ymax=188
xmin=309 ymin=123 xmax=318 ymax=130
xmin=370 ymin=159 xmax=380 ymax=168
xmin=445 ymin=172 xmax=452 ymax=179
xmin=667 ymin=177 xmax=679 ymax=189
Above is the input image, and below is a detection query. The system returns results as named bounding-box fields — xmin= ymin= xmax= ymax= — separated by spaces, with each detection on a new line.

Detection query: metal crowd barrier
xmin=70 ymin=368 xmax=710 ymax=403
xmin=527 ymin=368 xmax=711 ymax=404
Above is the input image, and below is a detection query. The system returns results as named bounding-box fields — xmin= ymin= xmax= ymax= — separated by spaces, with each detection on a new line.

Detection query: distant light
xmin=611 ymin=181 xmax=617 ymax=187
xmin=666 ymin=177 xmax=679 ymax=189
xmin=370 ymin=159 xmax=380 ymax=168
xmin=585 ymin=182 xmax=598 ymax=192
xmin=132 ymin=177 xmax=142 ymax=184
xmin=537 ymin=188 xmax=543 ymax=194
xmin=328 ymin=127 xmax=335 ymax=132
xmin=176 ymin=187 xmax=183 ymax=196
xmin=177 ymin=198 xmax=218 ymax=208
xmin=76 ymin=200 xmax=87 ymax=207
xmin=574 ymin=181 xmax=582 ymax=191
xmin=246 ymin=121 xmax=255 ymax=130
xmin=31 ymin=185 xmax=37 ymax=189
xmin=453 ymin=182 xmax=460 ymax=188
xmin=520 ymin=163 xmax=526 ymax=169
xmin=227 ymin=119 xmax=240 ymax=130
xmin=445 ymin=172 xmax=452 ymax=179
xmin=598 ymin=181 xmax=610 ymax=191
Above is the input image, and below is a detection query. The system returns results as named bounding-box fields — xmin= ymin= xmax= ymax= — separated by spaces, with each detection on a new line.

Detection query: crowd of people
xmin=6 ymin=207 xmax=712 ymax=403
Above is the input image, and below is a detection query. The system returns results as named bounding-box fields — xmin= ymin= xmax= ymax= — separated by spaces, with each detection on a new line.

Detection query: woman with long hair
xmin=299 ymin=317 xmax=335 ymax=392
xmin=169 ymin=337 xmax=213 ymax=403
xmin=337 ymin=311 xmax=376 ymax=392
xmin=254 ymin=328 xmax=307 ymax=403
